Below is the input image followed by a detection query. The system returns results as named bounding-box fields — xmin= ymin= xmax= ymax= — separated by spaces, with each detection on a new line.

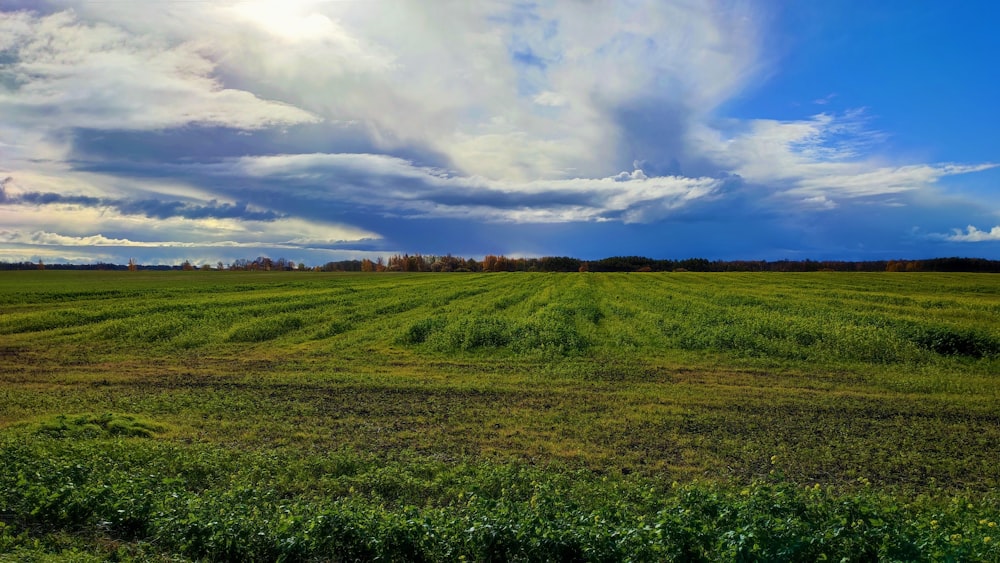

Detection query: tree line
xmin=3 ymin=255 xmax=1000 ymax=273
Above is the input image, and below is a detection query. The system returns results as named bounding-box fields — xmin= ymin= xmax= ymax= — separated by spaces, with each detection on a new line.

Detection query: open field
xmin=1 ymin=271 xmax=999 ymax=560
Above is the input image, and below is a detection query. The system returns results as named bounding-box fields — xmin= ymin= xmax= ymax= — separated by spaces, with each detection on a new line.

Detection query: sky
xmin=1 ymin=0 xmax=998 ymax=266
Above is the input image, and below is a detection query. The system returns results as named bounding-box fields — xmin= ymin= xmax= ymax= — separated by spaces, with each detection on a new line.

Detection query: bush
xmin=903 ymin=324 xmax=1000 ymax=358
xmin=226 ymin=315 xmax=304 ymax=342
xmin=36 ymin=413 xmax=166 ymax=439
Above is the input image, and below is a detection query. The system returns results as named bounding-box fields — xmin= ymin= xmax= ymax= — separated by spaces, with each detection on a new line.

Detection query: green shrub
xmin=36 ymin=413 xmax=166 ymax=439
xmin=450 ymin=317 xmax=512 ymax=349
xmin=226 ymin=315 xmax=304 ymax=342
xmin=399 ymin=317 xmax=447 ymax=344
xmin=902 ymin=324 xmax=1000 ymax=358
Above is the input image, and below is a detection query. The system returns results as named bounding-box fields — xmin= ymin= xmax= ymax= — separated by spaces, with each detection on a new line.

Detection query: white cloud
xmin=0 ymin=231 xmax=137 ymax=247
xmin=1 ymin=2 xmax=757 ymax=228
xmin=690 ymin=111 xmax=997 ymax=206
xmin=0 ymin=230 xmax=358 ymax=249
xmin=801 ymin=195 xmax=838 ymax=210
xmin=943 ymin=225 xmax=1000 ymax=242
xmin=0 ymin=245 xmax=116 ymax=263
xmin=29 ymin=1 xmax=761 ymax=181
xmin=226 ymin=1 xmax=360 ymax=43
xmin=790 ymin=163 xmax=996 ymax=198
xmin=0 ymin=10 xmax=318 ymax=132
xmin=0 ymin=201 xmax=377 ymax=248
xmin=533 ymin=91 xmax=568 ymax=107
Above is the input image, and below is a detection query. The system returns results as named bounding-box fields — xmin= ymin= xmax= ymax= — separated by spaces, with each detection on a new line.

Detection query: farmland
xmin=1 ymin=270 xmax=999 ymax=561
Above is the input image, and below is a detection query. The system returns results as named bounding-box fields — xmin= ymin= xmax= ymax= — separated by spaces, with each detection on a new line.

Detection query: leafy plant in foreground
xmin=2 ymin=439 xmax=998 ymax=562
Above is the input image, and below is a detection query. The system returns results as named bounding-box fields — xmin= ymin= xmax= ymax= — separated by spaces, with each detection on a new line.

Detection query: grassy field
xmin=1 ymin=270 xmax=998 ymax=561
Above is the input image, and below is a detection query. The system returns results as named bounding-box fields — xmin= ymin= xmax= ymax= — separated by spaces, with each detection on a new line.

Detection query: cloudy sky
xmin=1 ymin=0 xmax=998 ymax=265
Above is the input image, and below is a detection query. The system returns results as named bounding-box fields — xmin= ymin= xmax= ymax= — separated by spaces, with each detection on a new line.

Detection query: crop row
xmin=1 ymin=273 xmax=997 ymax=369
xmin=2 ymin=433 xmax=998 ymax=562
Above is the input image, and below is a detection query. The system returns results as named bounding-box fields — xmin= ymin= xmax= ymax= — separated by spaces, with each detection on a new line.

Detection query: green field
xmin=1 ymin=271 xmax=998 ymax=561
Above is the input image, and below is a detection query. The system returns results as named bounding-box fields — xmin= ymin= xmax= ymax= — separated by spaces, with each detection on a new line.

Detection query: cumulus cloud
xmin=22 ymin=1 xmax=760 ymax=181
xmin=0 ymin=10 xmax=318 ymax=132
xmin=941 ymin=225 xmax=1000 ymax=242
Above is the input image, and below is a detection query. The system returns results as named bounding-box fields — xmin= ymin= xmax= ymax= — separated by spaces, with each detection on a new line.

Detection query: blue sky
xmin=1 ymin=1 xmax=998 ymax=265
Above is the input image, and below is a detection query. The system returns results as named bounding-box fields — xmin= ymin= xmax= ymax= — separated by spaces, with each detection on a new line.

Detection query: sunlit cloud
xmin=0 ymin=10 xmax=318 ymax=132
xmin=0 ymin=203 xmax=378 ymax=249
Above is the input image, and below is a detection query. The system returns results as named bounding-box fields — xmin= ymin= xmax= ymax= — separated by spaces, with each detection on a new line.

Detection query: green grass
xmin=1 ymin=270 xmax=998 ymax=560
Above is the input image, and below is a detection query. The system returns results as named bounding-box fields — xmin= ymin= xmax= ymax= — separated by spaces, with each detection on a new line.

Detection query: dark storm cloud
xmin=0 ymin=176 xmax=11 ymax=201
xmin=116 ymin=199 xmax=283 ymax=221
xmin=4 ymin=187 xmax=283 ymax=222
xmin=0 ymin=0 xmax=55 ymax=12
xmin=61 ymin=145 xmax=712 ymax=228
xmin=612 ymin=97 xmax=726 ymax=179
xmin=69 ymin=124 xmax=454 ymax=170
xmin=426 ymin=188 xmax=602 ymax=209
xmin=16 ymin=191 xmax=100 ymax=206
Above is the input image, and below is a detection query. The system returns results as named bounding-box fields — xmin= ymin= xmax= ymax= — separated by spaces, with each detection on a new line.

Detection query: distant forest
xmin=3 ymin=255 xmax=1000 ymax=273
